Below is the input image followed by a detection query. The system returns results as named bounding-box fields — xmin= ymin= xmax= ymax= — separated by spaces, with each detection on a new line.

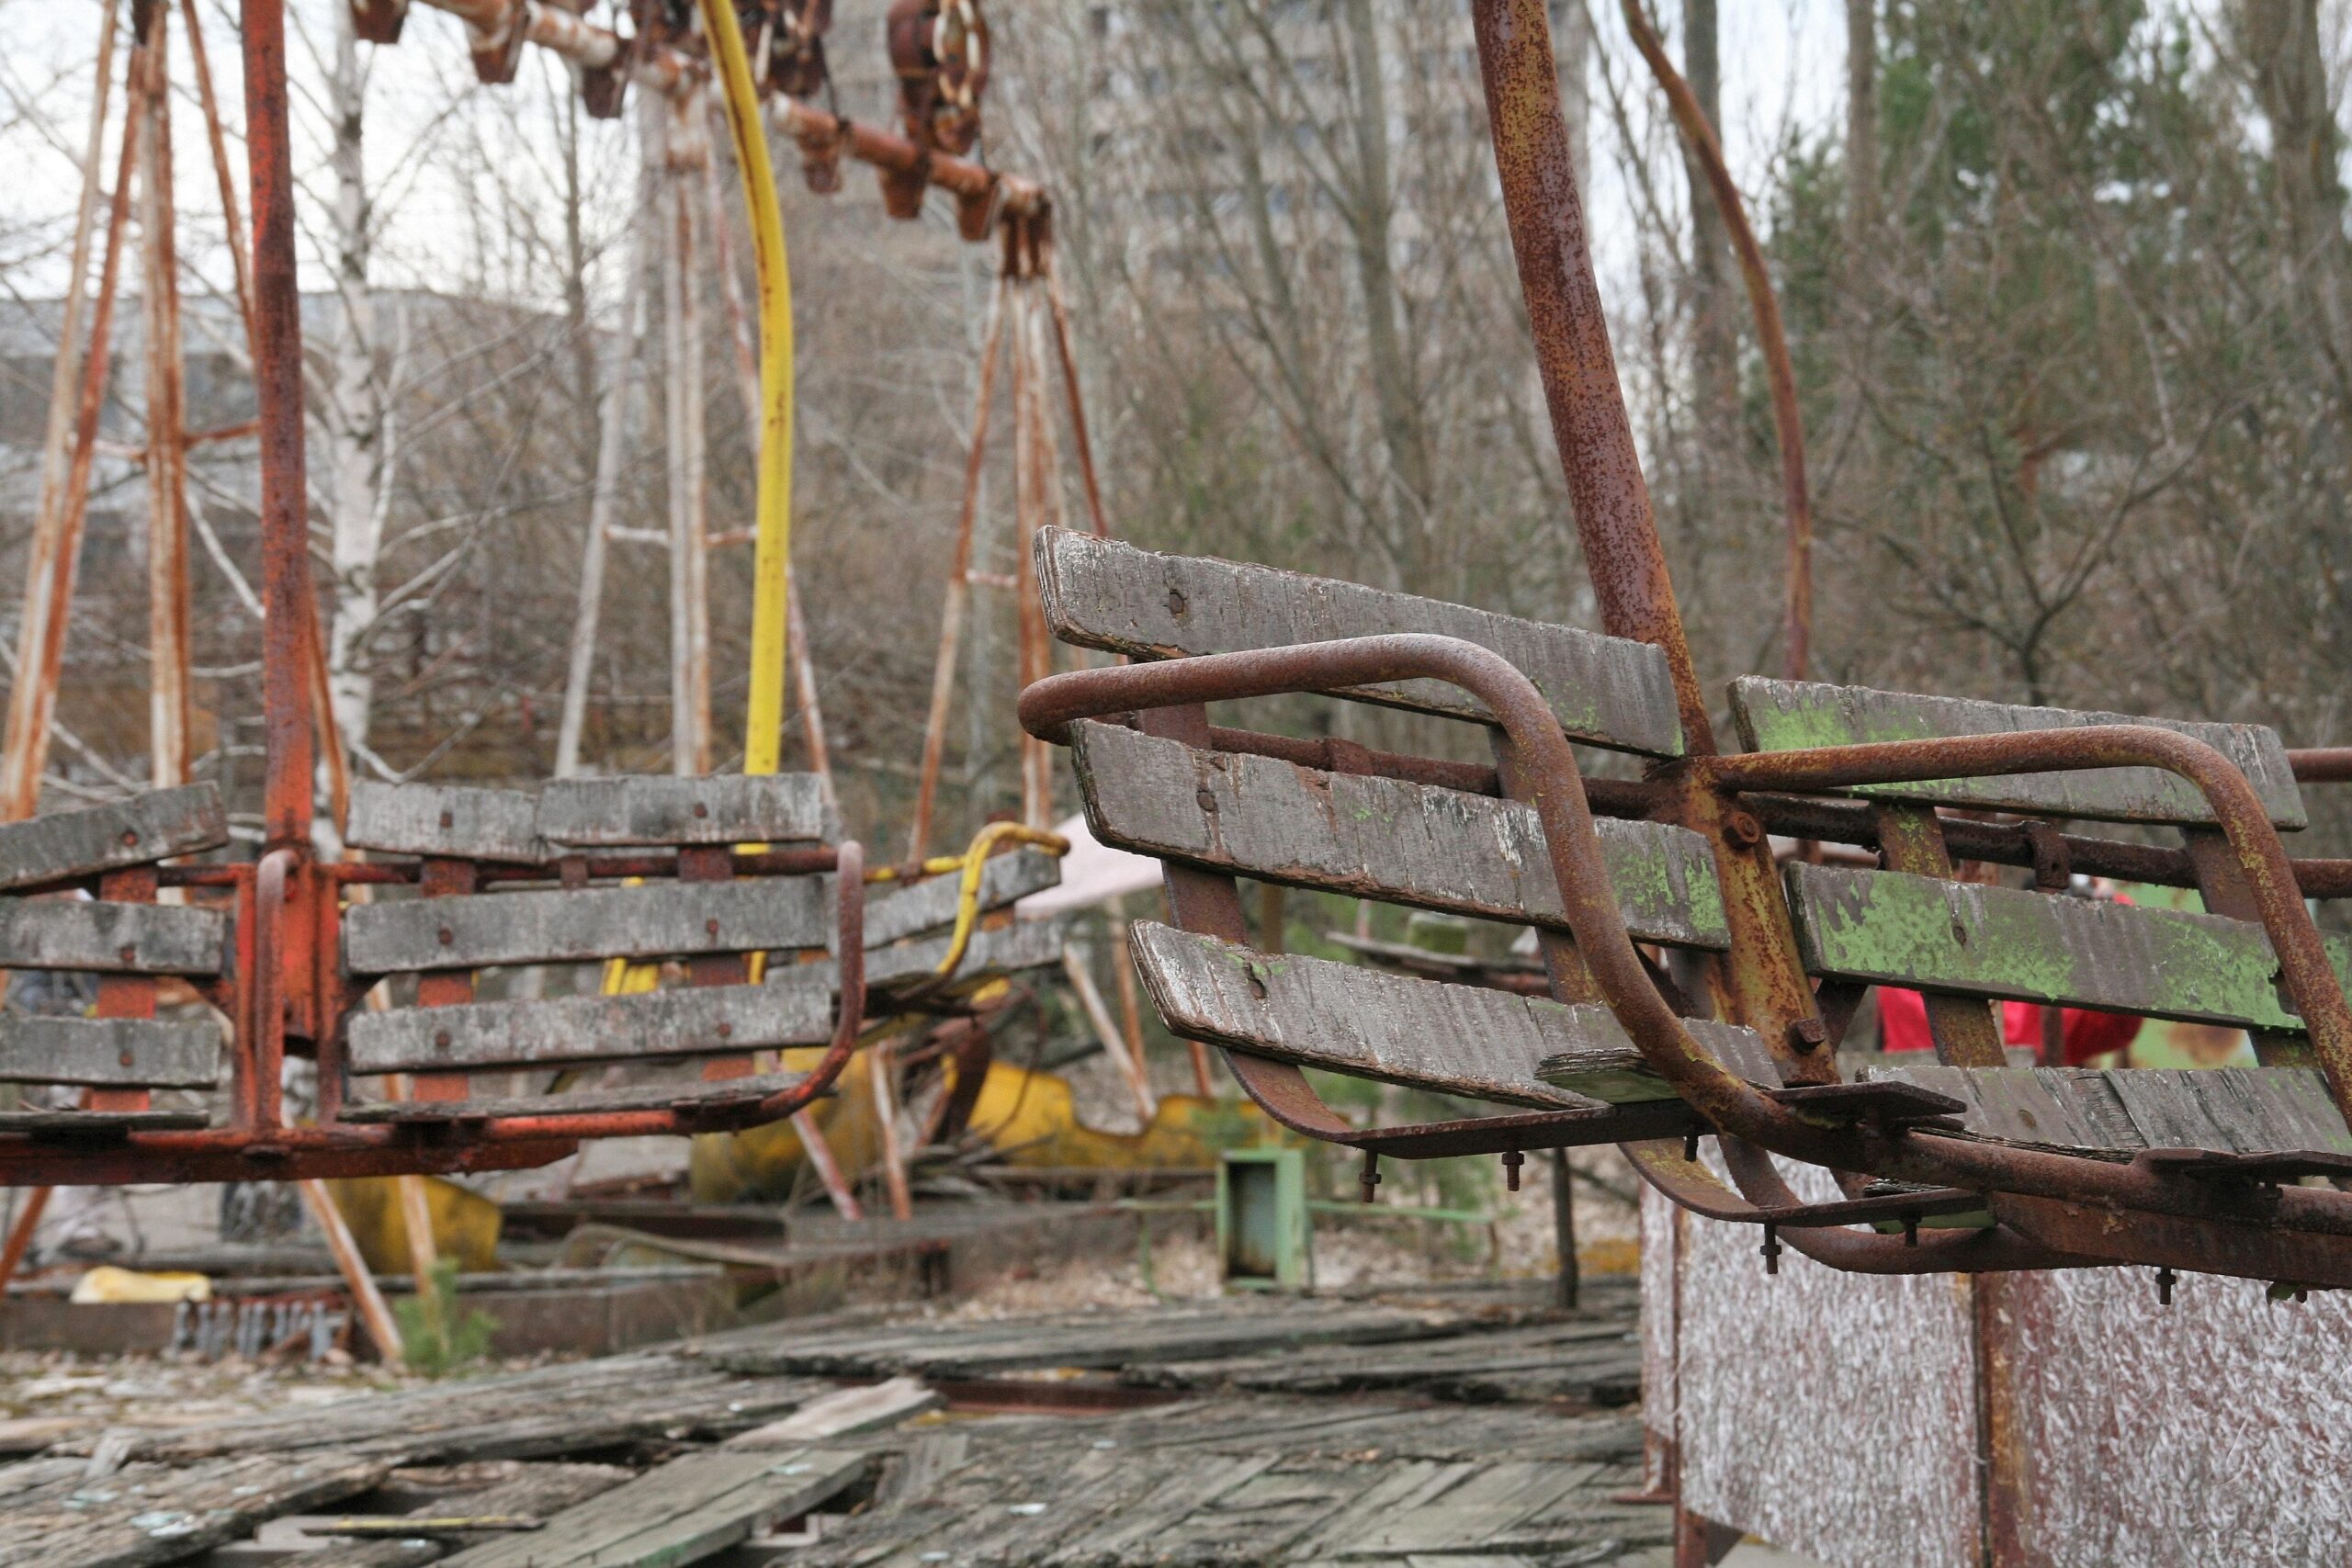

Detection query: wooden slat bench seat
xmin=1729 ymin=677 xmax=2306 ymax=828
xmin=1131 ymin=923 xmax=1773 ymax=1109
xmin=1786 ymin=863 xmax=2352 ymax=1035
xmin=1039 ymin=529 xmax=1687 ymax=757
xmin=334 ymin=776 xmax=847 ymax=1123
xmin=1866 ymin=1063 xmax=2352 ymax=1161
xmin=1069 ymin=719 xmax=1728 ymax=949
xmin=0 ymin=784 xmax=232 ymax=1134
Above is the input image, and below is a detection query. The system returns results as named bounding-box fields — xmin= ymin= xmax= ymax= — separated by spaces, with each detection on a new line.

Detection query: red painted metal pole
xmin=244 ymin=0 xmax=313 ymax=852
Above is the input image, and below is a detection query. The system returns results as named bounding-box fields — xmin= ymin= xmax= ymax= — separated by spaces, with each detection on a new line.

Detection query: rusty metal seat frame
xmin=1020 ymin=629 xmax=2352 ymax=1289
xmin=0 ymin=808 xmax=868 ymax=1190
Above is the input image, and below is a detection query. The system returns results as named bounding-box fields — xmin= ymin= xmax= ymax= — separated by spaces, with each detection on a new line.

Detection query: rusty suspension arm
xmin=393 ymin=0 xmax=1043 ymax=219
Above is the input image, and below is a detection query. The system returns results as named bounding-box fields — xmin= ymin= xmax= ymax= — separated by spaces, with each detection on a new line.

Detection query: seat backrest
xmin=1731 ymin=677 xmax=2349 ymax=1156
xmin=0 ymin=785 xmax=232 ymax=1130
xmin=1040 ymin=528 xmax=1688 ymax=757
xmin=1036 ymin=529 xmax=1759 ymax=1112
xmin=337 ymin=777 xmax=843 ymax=1120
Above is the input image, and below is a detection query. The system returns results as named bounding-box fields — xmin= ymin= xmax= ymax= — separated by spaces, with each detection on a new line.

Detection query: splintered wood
xmin=0 ymin=1287 xmax=1657 ymax=1567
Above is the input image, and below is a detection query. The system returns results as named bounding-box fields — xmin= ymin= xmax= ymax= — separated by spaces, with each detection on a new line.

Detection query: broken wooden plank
xmin=1129 ymin=922 xmax=1768 ymax=1108
xmin=726 ymin=1378 xmax=942 ymax=1448
xmin=435 ymin=1449 xmax=866 ymax=1568
xmin=336 ymin=1068 xmax=809 ymax=1123
xmin=345 ymin=782 xmax=549 ymax=863
xmin=0 ymin=898 xmax=228 ymax=976
xmin=1786 ymin=862 xmax=2352 ymax=1032
xmin=537 ymin=775 xmax=835 ymax=847
xmin=1036 ymin=527 xmax=1686 ymax=757
xmin=0 ymin=1449 xmax=384 ymax=1567
xmin=1729 ymin=677 xmax=2307 ymax=828
xmin=1865 ymin=1063 xmax=2352 ymax=1156
xmin=0 ymin=784 xmax=228 ymax=891
xmin=343 ymin=878 xmax=831 ymax=974
xmin=1070 ymin=721 xmax=1729 ymax=949
xmin=862 ymin=849 xmax=1063 ymax=947
xmin=0 ymin=1015 xmax=221 ymax=1088
xmin=346 ymin=977 xmax=834 ymax=1075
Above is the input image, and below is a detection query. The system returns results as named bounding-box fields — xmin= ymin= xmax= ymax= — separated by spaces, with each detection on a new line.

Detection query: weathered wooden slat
xmin=537 ymin=775 xmax=835 ymax=846
xmin=0 ymin=1014 xmax=221 ymax=1087
xmin=862 ymin=916 xmax=1069 ymax=990
xmin=0 ymin=1106 xmax=209 ymax=1132
xmin=0 ymin=784 xmax=228 ymax=890
xmin=861 ymin=848 xmax=1064 ymax=948
xmin=1532 ymin=1041 xmax=1781 ymax=1104
xmin=1130 ymin=922 xmax=1767 ymax=1107
xmin=346 ymin=977 xmax=835 ymax=1074
xmin=1786 ymin=863 xmax=2352 ymax=1032
xmin=436 ymin=1450 xmax=866 ymax=1568
xmin=0 ymin=897 xmax=228 ymax=976
xmin=345 ymin=781 xmax=549 ymax=863
xmin=1867 ymin=1062 xmax=2352 ymax=1156
xmin=1729 ymin=677 xmax=2307 ymax=828
xmin=1035 ymin=528 xmax=1686 ymax=757
xmin=336 ymin=1068 xmax=811 ymax=1123
xmin=1070 ymin=722 xmax=1729 ymax=950
xmin=343 ymin=878 xmax=831 ymax=974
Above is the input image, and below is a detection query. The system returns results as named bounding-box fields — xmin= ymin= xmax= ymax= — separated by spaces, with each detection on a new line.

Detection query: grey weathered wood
xmin=343 ymin=878 xmax=831 ymax=974
xmin=336 ymin=1068 xmax=810 ymax=1123
xmin=0 ymin=898 xmax=227 ymax=976
xmin=0 ymin=784 xmax=228 ymax=891
xmin=860 ymin=915 xmax=1069 ymax=990
xmin=1785 ymin=862 xmax=2352 ymax=1032
xmin=725 ymin=1378 xmax=943 ymax=1448
xmin=345 ymin=781 xmax=549 ymax=863
xmin=346 ymin=976 xmax=834 ymax=1074
xmin=436 ymin=1449 xmax=866 ymax=1568
xmin=861 ymin=848 xmax=1063 ymax=947
xmin=1130 ymin=921 xmax=1768 ymax=1107
xmin=0 ymin=1107 xmax=209 ymax=1132
xmin=1867 ymin=1063 xmax=2352 ymax=1156
xmin=537 ymin=774 xmax=835 ymax=846
xmin=1036 ymin=527 xmax=1686 ymax=757
xmin=1070 ymin=722 xmax=1729 ymax=949
xmin=0 ymin=1449 xmax=384 ymax=1568
xmin=1729 ymin=677 xmax=2307 ymax=828
xmin=0 ymin=1014 xmax=221 ymax=1087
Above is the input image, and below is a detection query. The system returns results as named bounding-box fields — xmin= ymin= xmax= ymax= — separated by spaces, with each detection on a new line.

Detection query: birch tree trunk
xmin=323 ymin=0 xmax=386 ymax=783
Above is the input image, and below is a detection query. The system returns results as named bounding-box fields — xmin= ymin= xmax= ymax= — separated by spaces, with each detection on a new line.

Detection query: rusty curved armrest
xmin=1698 ymin=730 xmax=2352 ymax=1122
xmin=1019 ymin=635 xmax=1814 ymax=1147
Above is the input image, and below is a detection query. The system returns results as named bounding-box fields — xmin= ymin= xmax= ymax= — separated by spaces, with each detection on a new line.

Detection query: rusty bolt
xmin=1501 ymin=1148 xmax=1523 ymax=1192
xmin=706 ymin=918 xmax=721 ymax=936
xmin=118 ymin=945 xmax=137 ymax=964
xmin=435 ymin=1030 xmax=452 ymax=1050
xmin=1760 ymin=1223 xmax=1782 ymax=1276
xmin=1167 ymin=587 xmax=1188 ymax=615
xmin=439 ymin=809 xmax=455 ymax=829
xmin=717 ymin=1021 xmax=734 ymax=1039
xmin=2156 ymin=1267 xmax=2176 ymax=1306
xmin=437 ymin=927 xmax=455 ymax=946
xmin=1787 ymin=1018 xmax=1828 ymax=1053
xmin=119 ymin=1050 xmax=134 ymax=1067
xmin=1722 ymin=810 xmax=1764 ymax=852
xmin=1359 ymin=1149 xmax=1381 ymax=1202
xmin=1196 ymin=788 xmax=1219 ymax=813
xmin=693 ymin=802 xmax=709 ymax=818
xmin=120 ymin=829 xmax=140 ymax=847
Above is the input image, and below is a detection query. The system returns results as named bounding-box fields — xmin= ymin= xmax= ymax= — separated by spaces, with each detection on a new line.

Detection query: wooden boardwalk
xmin=0 ymin=1280 xmax=1661 ymax=1567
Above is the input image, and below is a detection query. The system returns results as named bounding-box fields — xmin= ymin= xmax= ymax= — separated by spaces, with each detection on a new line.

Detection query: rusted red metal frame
xmin=1020 ymin=637 xmax=2352 ymax=1283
